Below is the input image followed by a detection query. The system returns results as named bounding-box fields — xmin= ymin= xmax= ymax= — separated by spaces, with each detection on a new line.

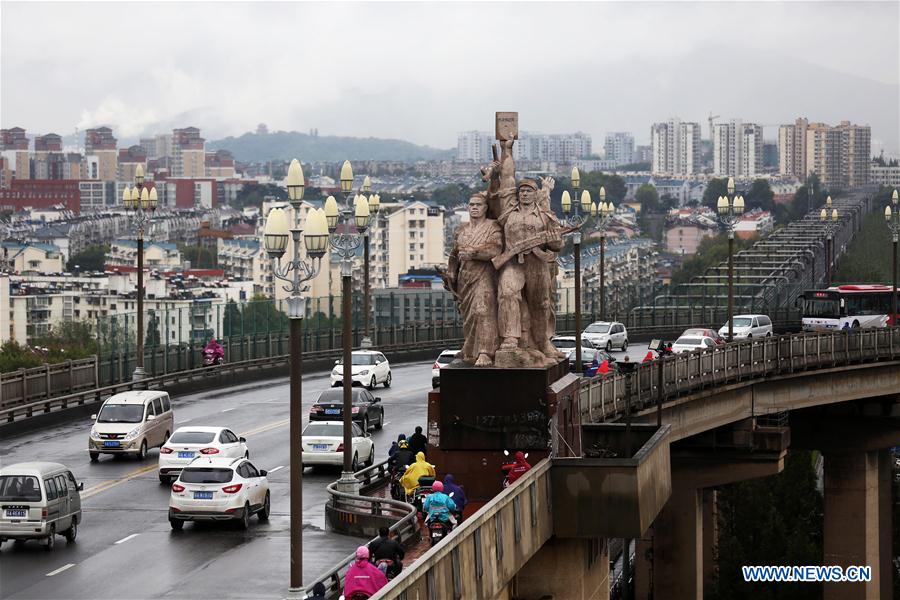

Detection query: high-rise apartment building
xmin=604 ymin=132 xmax=635 ymax=166
xmin=713 ymin=120 xmax=762 ymax=177
xmin=778 ymin=118 xmax=808 ymax=179
xmin=651 ymin=118 xmax=701 ymax=175
xmin=33 ymin=133 xmax=63 ymax=179
xmin=205 ymin=150 xmax=236 ymax=178
xmin=778 ymin=118 xmax=869 ymax=188
xmin=456 ymin=131 xmax=494 ymax=162
xmin=370 ymin=201 xmax=445 ymax=288
xmin=837 ymin=121 xmax=870 ymax=188
xmin=456 ymin=131 xmax=592 ymax=164
xmin=1 ymin=127 xmax=31 ymax=180
xmin=84 ymin=127 xmax=118 ymax=181
xmin=172 ymin=127 xmax=205 ymax=178
xmin=117 ymin=145 xmax=148 ymax=183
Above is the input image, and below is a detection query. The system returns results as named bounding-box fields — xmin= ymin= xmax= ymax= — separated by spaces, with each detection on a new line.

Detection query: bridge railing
xmin=370 ymin=458 xmax=555 ymax=600
xmin=0 ymin=357 xmax=98 ymax=411
xmin=0 ymin=335 xmax=461 ymax=425
xmin=579 ymin=327 xmax=900 ymax=424
xmin=309 ymin=460 xmax=420 ymax=598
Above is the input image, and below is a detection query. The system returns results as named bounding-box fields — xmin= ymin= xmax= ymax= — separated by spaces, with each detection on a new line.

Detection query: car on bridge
xmin=718 ymin=314 xmax=773 ymax=339
xmin=432 ymin=349 xmax=461 ymax=388
xmin=310 ymin=388 xmax=385 ymax=432
xmin=551 ymin=336 xmax=597 ymax=352
xmin=0 ymin=462 xmax=83 ymax=551
xmin=566 ymin=347 xmax=617 ymax=373
xmin=88 ymin=390 xmax=175 ymax=462
xmin=330 ymin=350 xmax=392 ymax=389
xmin=158 ymin=427 xmax=249 ymax=485
xmin=581 ymin=321 xmax=629 ymax=352
xmin=168 ymin=456 xmax=270 ymax=530
xmin=300 ymin=421 xmax=375 ymax=471
xmin=670 ymin=335 xmax=719 ymax=354
xmin=680 ymin=328 xmax=725 ymax=345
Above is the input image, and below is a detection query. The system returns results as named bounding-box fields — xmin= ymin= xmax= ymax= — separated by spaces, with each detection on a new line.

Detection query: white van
xmin=0 ymin=462 xmax=83 ymax=551
xmin=718 ymin=314 xmax=774 ymax=340
xmin=89 ymin=390 xmax=175 ymax=461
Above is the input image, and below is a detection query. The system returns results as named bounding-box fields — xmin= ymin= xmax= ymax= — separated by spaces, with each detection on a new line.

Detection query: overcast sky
xmin=2 ymin=1 xmax=899 ymax=154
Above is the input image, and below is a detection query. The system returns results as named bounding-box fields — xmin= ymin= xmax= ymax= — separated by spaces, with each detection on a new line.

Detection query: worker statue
xmin=444 ymin=192 xmax=503 ymax=366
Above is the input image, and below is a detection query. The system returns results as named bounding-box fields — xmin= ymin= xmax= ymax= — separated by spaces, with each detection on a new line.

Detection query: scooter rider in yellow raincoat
xmin=400 ymin=452 xmax=436 ymax=495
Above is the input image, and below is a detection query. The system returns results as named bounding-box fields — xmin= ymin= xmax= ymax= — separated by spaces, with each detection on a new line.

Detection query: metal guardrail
xmin=579 ymin=327 xmax=900 ymax=424
xmin=309 ymin=460 xmax=420 ymax=598
xmin=1 ymin=357 xmax=98 ymax=410
xmin=0 ymin=337 xmax=461 ymax=425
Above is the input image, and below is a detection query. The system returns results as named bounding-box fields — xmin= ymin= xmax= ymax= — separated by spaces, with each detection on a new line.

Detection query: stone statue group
xmin=443 ymin=121 xmax=576 ymax=369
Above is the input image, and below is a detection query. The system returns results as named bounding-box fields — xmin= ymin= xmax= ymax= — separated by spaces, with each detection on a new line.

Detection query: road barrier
xmin=0 ymin=357 xmax=98 ymax=411
xmin=0 ymin=337 xmax=460 ymax=428
xmin=310 ymin=459 xmax=421 ymax=598
xmin=579 ymin=327 xmax=900 ymax=424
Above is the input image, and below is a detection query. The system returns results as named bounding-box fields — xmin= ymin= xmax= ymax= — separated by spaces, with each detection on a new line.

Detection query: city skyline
xmin=2 ymin=1 xmax=898 ymax=154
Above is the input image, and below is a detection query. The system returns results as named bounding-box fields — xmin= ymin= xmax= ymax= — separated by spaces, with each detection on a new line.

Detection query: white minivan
xmin=89 ymin=390 xmax=175 ymax=461
xmin=718 ymin=314 xmax=774 ymax=340
xmin=0 ymin=462 xmax=83 ymax=551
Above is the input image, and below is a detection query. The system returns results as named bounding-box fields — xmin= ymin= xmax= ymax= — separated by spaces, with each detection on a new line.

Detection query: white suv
xmin=330 ymin=350 xmax=392 ymax=389
xmin=718 ymin=314 xmax=773 ymax=340
xmin=431 ymin=349 xmax=460 ymax=388
xmin=168 ymin=457 xmax=270 ymax=530
xmin=582 ymin=321 xmax=629 ymax=352
xmin=158 ymin=427 xmax=249 ymax=484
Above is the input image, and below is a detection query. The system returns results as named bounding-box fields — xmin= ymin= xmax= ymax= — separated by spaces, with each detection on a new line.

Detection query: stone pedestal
xmin=426 ymin=361 xmax=565 ymax=500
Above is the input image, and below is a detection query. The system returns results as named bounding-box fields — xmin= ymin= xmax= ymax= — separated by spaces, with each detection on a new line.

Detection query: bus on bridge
xmin=800 ymin=284 xmax=899 ymax=330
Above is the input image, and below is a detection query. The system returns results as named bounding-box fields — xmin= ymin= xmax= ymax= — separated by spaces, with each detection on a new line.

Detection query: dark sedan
xmin=309 ymin=388 xmax=384 ymax=431
xmin=567 ymin=347 xmax=617 ymax=373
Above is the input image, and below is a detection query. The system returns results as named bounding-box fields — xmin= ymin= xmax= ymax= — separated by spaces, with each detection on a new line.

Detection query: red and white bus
xmin=800 ymin=284 xmax=899 ymax=331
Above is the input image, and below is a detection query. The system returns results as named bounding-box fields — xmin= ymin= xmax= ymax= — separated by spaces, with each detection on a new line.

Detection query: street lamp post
xmin=360 ymin=175 xmax=379 ymax=348
xmin=560 ymin=167 xmax=592 ymax=373
xmin=123 ymin=164 xmax=157 ymax=381
xmin=820 ymin=196 xmax=838 ymax=286
xmin=326 ymin=160 xmax=371 ymax=490
xmin=886 ymin=189 xmax=900 ymax=325
xmin=596 ymin=187 xmax=615 ymax=322
xmin=717 ymin=177 xmax=745 ymax=341
xmin=263 ymin=159 xmax=329 ymax=592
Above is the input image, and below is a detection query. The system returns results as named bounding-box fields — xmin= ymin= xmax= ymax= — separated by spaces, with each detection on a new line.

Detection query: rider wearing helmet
xmin=390 ymin=440 xmax=416 ymax=472
xmin=423 ymin=480 xmax=457 ymax=524
xmin=343 ymin=546 xmax=388 ymax=598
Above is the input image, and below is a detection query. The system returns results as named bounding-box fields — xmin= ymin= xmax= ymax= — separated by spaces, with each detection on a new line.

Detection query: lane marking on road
xmin=240 ymin=418 xmax=290 ymax=438
xmin=114 ymin=533 xmax=140 ymax=545
xmin=267 ymin=465 xmax=284 ymax=473
xmin=221 ymin=407 xmax=236 ymax=412
xmin=81 ymin=464 xmax=159 ymax=499
xmin=382 ymin=421 xmax=391 ymax=426
xmin=46 ymin=564 xmax=75 ymax=577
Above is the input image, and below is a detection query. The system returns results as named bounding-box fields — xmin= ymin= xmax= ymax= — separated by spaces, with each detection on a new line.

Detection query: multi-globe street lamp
xmin=886 ymin=189 xmax=900 ymax=324
xmin=716 ymin=177 xmax=745 ymax=341
xmin=324 ymin=160 xmax=372 ymax=489
xmin=122 ymin=164 xmax=158 ymax=380
xmin=359 ymin=175 xmax=380 ymax=348
xmin=819 ymin=196 xmax=839 ymax=286
xmin=560 ymin=167 xmax=593 ymax=373
xmin=595 ymin=186 xmax=615 ymax=321
xmin=263 ymin=158 xmax=329 ymax=592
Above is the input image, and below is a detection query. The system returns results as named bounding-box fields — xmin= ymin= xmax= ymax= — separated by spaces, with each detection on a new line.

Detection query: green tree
xmin=221 ymin=296 xmax=289 ymax=337
xmin=660 ymin=194 xmax=679 ymax=211
xmin=178 ymin=244 xmax=217 ymax=269
xmin=711 ymin=450 xmax=823 ymax=599
xmin=146 ymin=310 xmax=161 ymax=348
xmin=616 ymin=161 xmax=651 ymax=172
xmin=745 ymin=179 xmax=775 ymax=213
xmin=230 ymin=183 xmax=288 ymax=210
xmin=703 ymin=178 xmax=729 ymax=209
xmin=670 ymin=234 xmax=752 ymax=286
xmin=635 ymin=184 xmax=660 ymax=213
xmin=66 ymin=244 xmax=109 ymax=272
xmin=834 ymin=187 xmax=897 ymax=284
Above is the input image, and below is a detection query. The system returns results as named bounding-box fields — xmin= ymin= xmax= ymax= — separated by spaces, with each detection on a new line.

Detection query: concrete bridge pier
xmin=514 ymin=537 xmax=610 ymax=600
xmin=650 ymin=448 xmax=787 ymax=599
xmin=821 ymin=449 xmax=892 ymax=600
xmin=790 ymin=406 xmax=898 ymax=600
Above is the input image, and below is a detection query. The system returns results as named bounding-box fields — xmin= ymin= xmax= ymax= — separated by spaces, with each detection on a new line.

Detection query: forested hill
xmin=208 ymin=130 xmax=454 ymax=162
